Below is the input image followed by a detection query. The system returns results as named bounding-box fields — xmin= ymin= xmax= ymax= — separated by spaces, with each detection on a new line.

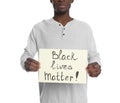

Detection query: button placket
xmin=62 ymin=27 xmax=66 ymax=38
xmin=58 ymin=23 xmax=66 ymax=38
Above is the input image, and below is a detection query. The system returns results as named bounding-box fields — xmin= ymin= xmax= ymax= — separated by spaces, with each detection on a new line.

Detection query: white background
xmin=0 ymin=0 xmax=120 ymax=103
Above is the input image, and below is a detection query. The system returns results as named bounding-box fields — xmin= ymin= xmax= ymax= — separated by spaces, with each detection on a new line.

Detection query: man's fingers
xmin=89 ymin=69 xmax=101 ymax=77
xmin=86 ymin=62 xmax=101 ymax=77
xmin=25 ymin=58 xmax=40 ymax=71
xmin=30 ymin=61 xmax=40 ymax=69
xmin=29 ymin=65 xmax=39 ymax=71
xmin=27 ymin=58 xmax=40 ymax=65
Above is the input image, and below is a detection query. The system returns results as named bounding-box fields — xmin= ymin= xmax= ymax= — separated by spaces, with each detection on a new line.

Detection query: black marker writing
xmin=76 ymin=71 xmax=79 ymax=81
xmin=52 ymin=50 xmax=78 ymax=61
xmin=51 ymin=60 xmax=72 ymax=70
xmin=44 ymin=71 xmax=74 ymax=81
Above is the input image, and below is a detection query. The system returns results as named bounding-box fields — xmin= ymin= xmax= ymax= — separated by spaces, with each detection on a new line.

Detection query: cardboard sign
xmin=38 ymin=49 xmax=88 ymax=84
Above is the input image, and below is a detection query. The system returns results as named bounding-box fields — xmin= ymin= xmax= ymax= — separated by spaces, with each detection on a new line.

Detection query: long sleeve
xmin=20 ymin=27 xmax=38 ymax=70
xmin=87 ymin=26 xmax=101 ymax=66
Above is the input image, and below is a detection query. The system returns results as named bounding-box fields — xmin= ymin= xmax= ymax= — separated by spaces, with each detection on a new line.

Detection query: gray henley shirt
xmin=21 ymin=18 xmax=101 ymax=103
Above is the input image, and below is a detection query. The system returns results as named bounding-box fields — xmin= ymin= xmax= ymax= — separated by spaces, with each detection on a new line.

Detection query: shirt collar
xmin=48 ymin=18 xmax=75 ymax=28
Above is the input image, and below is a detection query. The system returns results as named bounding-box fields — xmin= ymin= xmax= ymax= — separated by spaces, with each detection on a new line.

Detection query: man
xmin=21 ymin=0 xmax=101 ymax=103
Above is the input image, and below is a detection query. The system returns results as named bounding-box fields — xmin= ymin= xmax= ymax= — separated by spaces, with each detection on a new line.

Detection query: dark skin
xmin=50 ymin=0 xmax=74 ymax=26
xmin=24 ymin=0 xmax=101 ymax=77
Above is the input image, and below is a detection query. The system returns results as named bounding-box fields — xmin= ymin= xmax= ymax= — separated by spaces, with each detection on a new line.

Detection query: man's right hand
xmin=24 ymin=58 xmax=40 ymax=72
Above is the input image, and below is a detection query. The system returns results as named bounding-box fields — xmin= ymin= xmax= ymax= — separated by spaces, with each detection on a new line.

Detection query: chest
xmin=36 ymin=26 xmax=89 ymax=49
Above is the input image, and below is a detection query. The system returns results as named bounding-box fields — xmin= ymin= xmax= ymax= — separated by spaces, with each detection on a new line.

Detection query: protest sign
xmin=38 ymin=49 xmax=88 ymax=84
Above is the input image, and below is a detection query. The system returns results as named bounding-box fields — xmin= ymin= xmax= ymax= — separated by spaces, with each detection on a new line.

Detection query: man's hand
xmin=24 ymin=58 xmax=40 ymax=72
xmin=86 ymin=62 xmax=101 ymax=77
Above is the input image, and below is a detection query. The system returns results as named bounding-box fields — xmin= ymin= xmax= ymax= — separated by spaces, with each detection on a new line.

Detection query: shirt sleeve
xmin=20 ymin=26 xmax=38 ymax=70
xmin=87 ymin=25 xmax=101 ymax=66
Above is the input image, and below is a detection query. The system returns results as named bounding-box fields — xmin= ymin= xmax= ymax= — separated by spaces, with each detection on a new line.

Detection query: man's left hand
xmin=86 ymin=62 xmax=101 ymax=77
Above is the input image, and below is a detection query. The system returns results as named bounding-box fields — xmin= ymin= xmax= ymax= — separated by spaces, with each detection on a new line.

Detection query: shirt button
xmin=59 ymin=24 xmax=61 ymax=26
xmin=63 ymin=33 xmax=65 ymax=36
